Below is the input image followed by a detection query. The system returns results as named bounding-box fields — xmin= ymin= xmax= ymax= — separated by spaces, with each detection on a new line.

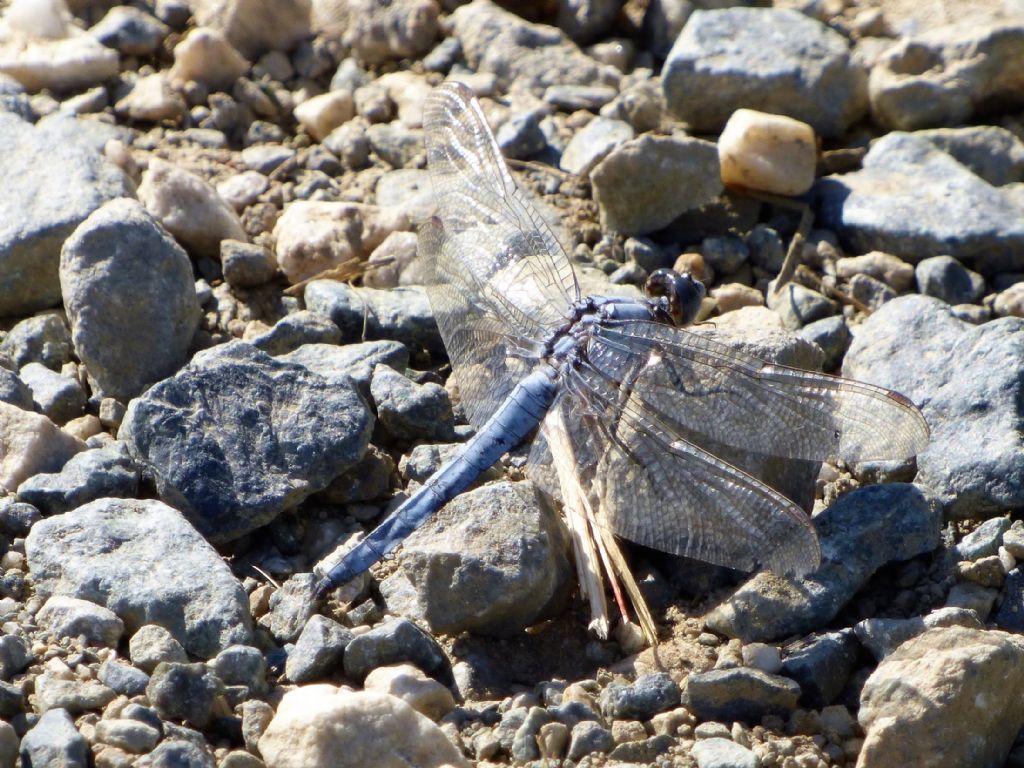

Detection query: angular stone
xmin=686 ymin=667 xmax=801 ymax=724
xmin=0 ymin=401 xmax=85 ymax=494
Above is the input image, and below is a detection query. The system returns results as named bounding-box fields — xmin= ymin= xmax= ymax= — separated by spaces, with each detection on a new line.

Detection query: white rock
xmin=376 ymin=71 xmax=432 ymax=128
xmin=0 ymin=33 xmax=118 ymax=92
xmin=169 ymin=27 xmax=249 ymax=91
xmin=273 ymin=201 xmax=408 ymax=284
xmin=363 ymin=664 xmax=456 ymax=721
xmin=114 ymin=73 xmax=186 ymax=123
xmin=0 ymin=401 xmax=84 ymax=493
xmin=718 ymin=108 xmax=817 ymax=196
xmin=740 ymin=642 xmax=782 ymax=674
xmin=36 ymin=595 xmax=125 ymax=647
xmin=216 ymin=171 xmax=270 ymax=210
xmin=193 ymin=0 xmax=312 ymax=58
xmin=363 ymin=230 xmax=417 ymax=289
xmin=138 ymin=157 xmax=247 ymax=258
xmin=4 ymin=0 xmax=73 ymax=38
xmin=294 ymin=90 xmax=355 ymax=142
xmin=258 ymin=685 xmax=469 ymax=768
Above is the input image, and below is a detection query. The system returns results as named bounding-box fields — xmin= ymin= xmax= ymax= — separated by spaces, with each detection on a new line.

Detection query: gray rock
xmin=208 ymin=645 xmax=267 ymax=695
xmin=495 ymin=109 xmax=547 ymax=160
xmin=98 ymin=659 xmax=151 ymax=697
xmin=599 ymin=672 xmax=681 ymax=720
xmin=373 ymin=169 xmax=434 ymax=224
xmin=567 ymin=719 xmax=614 ymax=760
xmin=451 ymin=0 xmax=620 ymax=93
xmin=60 ymin=198 xmax=201 ymax=401
xmin=849 ymin=273 xmax=898 ymax=311
xmin=280 ymin=340 xmax=409 ymax=399
xmin=16 ymin=442 xmax=140 ymax=516
xmin=422 ymin=37 xmax=461 ymax=73
xmin=342 ymin=617 xmax=449 ymax=683
xmin=843 ymin=295 xmax=1024 ymax=517
xmin=380 ymin=481 xmax=572 ymax=637
xmin=797 ymin=315 xmax=851 ymax=371
xmin=702 ymin=236 xmax=748 ymax=275
xmin=994 ymin=568 xmax=1024 ymax=632
xmin=340 ymin=0 xmax=438 ymax=65
xmin=121 ymin=341 xmax=373 ymax=542
xmin=591 ymin=135 xmax=722 ymax=235
xmin=221 ymin=240 xmax=276 ymax=288
xmin=556 ymin=0 xmax=619 ymax=43
xmin=817 ymin=133 xmax=1024 ymax=275
xmin=686 ymin=667 xmax=801 ymax=724
xmin=642 ymin=0 xmax=693 ymax=59
xmin=915 ymin=126 xmax=1024 ymax=187
xmin=250 ymin=310 xmax=341 ymax=356
xmin=366 ymin=123 xmax=424 ymax=169
xmin=915 ymin=255 xmax=986 ymax=305
xmin=285 ymin=614 xmax=353 ymax=683
xmin=26 ymin=498 xmax=253 ymax=659
xmin=260 ymin=572 xmax=319 ymax=644
xmin=95 ymin=718 xmax=160 ymax=754
xmin=145 ymin=739 xmax=216 ymax=768
xmin=0 ymin=369 xmax=32 ymax=410
xmin=0 ymin=113 xmax=134 ymax=316
xmin=747 ymin=224 xmax=786 ymax=273
xmin=0 ymin=720 xmax=15 ymax=768
xmin=599 ymin=77 xmax=664 ymax=133
xmin=35 ymin=674 xmax=116 ymax=714
xmin=511 ymin=706 xmax=552 ymax=762
xmin=946 ymin=582 xmax=999 ymax=620
xmin=147 ymin=662 xmax=223 ymax=728
xmin=705 ymin=484 xmax=942 ymax=641
xmin=37 ymin=595 xmax=124 ymax=647
xmin=663 ymin=8 xmax=866 ymax=137
xmin=869 ymin=24 xmax=1024 ymax=131
xmin=370 ymin=366 xmax=456 ymax=443
xmin=0 ymin=681 xmax=23 ymax=719
xmin=955 ymin=517 xmax=1011 ymax=560
xmin=855 ymin=607 xmax=984 ymax=661
xmin=0 ymin=498 xmax=39 ymax=537
xmin=0 ymin=314 xmax=72 ymax=370
xmin=766 ymin=282 xmax=838 ymax=330
xmin=0 ymin=634 xmax=30 ymax=681
xmin=17 ymin=363 xmax=85 ymax=423
xmin=780 ymin=629 xmax=859 ymax=709
xmin=20 ymin=708 xmax=89 ymax=768
xmin=91 ymin=5 xmax=169 ymax=56
xmin=130 ymin=624 xmax=189 ymax=673
xmin=692 ymin=737 xmax=760 ymax=768
xmin=544 ymin=85 xmax=618 ymax=112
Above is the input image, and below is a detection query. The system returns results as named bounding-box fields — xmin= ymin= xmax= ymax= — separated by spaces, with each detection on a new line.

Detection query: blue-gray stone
xmin=843 ymin=295 xmax=1024 ymax=518
xmin=994 ymin=569 xmax=1024 ymax=633
xmin=91 ymin=5 xmax=169 ymax=55
xmin=686 ymin=667 xmax=801 ymax=723
xmin=0 ymin=314 xmax=72 ymax=370
xmin=767 ymin=281 xmax=838 ymax=330
xmin=915 ymin=125 xmax=1024 ymax=187
xmin=817 ymin=133 xmax=1024 ymax=275
xmin=147 ymin=663 xmax=223 ymax=728
xmin=599 ymin=672 xmax=681 ymax=720
xmin=511 ymin=706 xmax=552 ymax=762
xmin=496 ymin=109 xmax=547 ymax=160
xmin=780 ymin=629 xmax=859 ymax=708
xmin=280 ymin=340 xmax=408 ymax=400
xmin=706 ymin=484 xmax=942 ymax=641
xmin=26 ymin=498 xmax=253 ymax=659
xmin=20 ymin=709 xmax=88 ymax=768
xmin=915 ymin=255 xmax=986 ymax=306
xmin=663 ymin=8 xmax=866 ymax=137
xmin=285 ymin=614 xmax=353 ymax=683
xmin=567 ymin=719 xmax=614 ymax=760
xmin=260 ymin=573 xmax=319 ymax=644
xmin=797 ymin=315 xmax=851 ymax=371
xmin=17 ymin=363 xmax=85 ymax=423
xmin=208 ymin=645 xmax=267 ymax=696
xmin=702 ymin=236 xmax=749 ymax=275
xmin=370 ymin=366 xmax=456 ymax=443
xmin=0 ymin=499 xmax=38 ymax=537
xmin=0 ymin=635 xmax=30 ymax=681
xmin=146 ymin=739 xmax=216 ymax=768
xmin=250 ymin=310 xmax=341 ymax=356
xmin=955 ymin=517 xmax=1011 ymax=560
xmin=0 ymin=368 xmax=31 ymax=410
xmin=342 ymin=617 xmax=449 ymax=684
xmin=98 ymin=659 xmax=151 ymax=697
xmin=120 ymin=341 xmax=373 ymax=543
xmin=16 ymin=442 xmax=139 ymax=515
xmin=0 ymin=680 xmax=24 ymax=718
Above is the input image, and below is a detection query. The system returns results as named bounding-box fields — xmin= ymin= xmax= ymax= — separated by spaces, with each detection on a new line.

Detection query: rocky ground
xmin=1 ymin=0 xmax=1024 ymax=766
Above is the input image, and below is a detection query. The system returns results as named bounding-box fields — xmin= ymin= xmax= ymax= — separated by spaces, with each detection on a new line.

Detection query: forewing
xmin=586 ymin=320 xmax=930 ymax=464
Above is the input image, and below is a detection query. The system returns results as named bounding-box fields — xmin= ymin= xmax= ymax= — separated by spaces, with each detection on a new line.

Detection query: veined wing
xmin=420 ymin=81 xmax=581 ymax=428
xmin=547 ymin=363 xmax=820 ymax=576
xmin=585 ymin=320 xmax=929 ymax=464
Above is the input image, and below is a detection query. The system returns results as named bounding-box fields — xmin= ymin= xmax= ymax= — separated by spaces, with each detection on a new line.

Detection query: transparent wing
xmin=420 ymin=82 xmax=580 ymax=428
xmin=530 ymin=376 xmax=820 ymax=577
xmin=585 ymin=320 xmax=930 ymax=464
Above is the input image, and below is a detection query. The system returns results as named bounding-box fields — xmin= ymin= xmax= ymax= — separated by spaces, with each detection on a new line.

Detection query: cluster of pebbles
xmin=1 ymin=0 xmax=1024 ymax=766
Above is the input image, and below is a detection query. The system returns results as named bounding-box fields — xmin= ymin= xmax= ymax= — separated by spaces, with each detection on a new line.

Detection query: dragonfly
xmin=315 ymin=82 xmax=929 ymax=638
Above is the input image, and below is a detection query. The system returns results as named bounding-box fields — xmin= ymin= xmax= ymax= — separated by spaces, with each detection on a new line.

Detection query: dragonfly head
xmin=645 ymin=269 xmax=706 ymax=327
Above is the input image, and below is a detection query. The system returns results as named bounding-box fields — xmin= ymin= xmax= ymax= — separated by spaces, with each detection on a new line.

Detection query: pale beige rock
xmin=4 ymin=0 xmax=73 ymax=38
xmin=363 ymin=664 xmax=456 ymax=721
xmin=169 ymin=27 xmax=249 ymax=91
xmin=0 ymin=33 xmax=118 ymax=92
xmin=376 ymin=71 xmax=432 ymax=128
xmin=258 ymin=685 xmax=469 ymax=768
xmin=193 ymin=0 xmax=312 ymax=59
xmin=0 ymin=401 xmax=84 ymax=493
xmin=710 ymin=283 xmax=763 ymax=314
xmin=719 ymin=108 xmax=817 ymax=196
xmin=858 ymin=626 xmax=1024 ymax=768
xmin=994 ymin=282 xmax=1024 ymax=318
xmin=294 ymin=90 xmax=354 ymax=141
xmin=63 ymin=414 xmax=103 ymax=441
xmin=216 ymin=171 xmax=269 ymax=211
xmin=363 ymin=230 xmax=418 ymax=289
xmin=273 ymin=201 xmax=409 ymax=284
xmin=138 ymin=158 xmax=247 ymax=258
xmin=114 ymin=73 xmax=186 ymax=123
xmin=835 ymin=251 xmax=914 ymax=292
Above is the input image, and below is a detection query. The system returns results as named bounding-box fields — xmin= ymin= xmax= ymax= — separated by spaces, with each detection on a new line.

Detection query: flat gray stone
xmin=16 ymin=442 xmax=139 ymax=516
xmin=843 ymin=295 xmax=1024 ymax=517
xmin=280 ymin=340 xmax=408 ymax=399
xmin=26 ymin=498 xmax=253 ymax=659
xmin=663 ymin=8 xmax=867 ymax=137
xmin=914 ymin=126 xmax=1024 ymax=186
xmin=560 ymin=116 xmax=635 ymax=177
xmin=60 ymin=198 xmax=201 ymax=400
xmin=0 ymin=113 xmax=133 ymax=316
xmin=817 ymin=133 xmax=1024 ymax=275
xmin=120 ymin=341 xmax=373 ymax=542
xmin=19 ymin=709 xmax=88 ymax=768
xmin=0 ymin=314 xmax=72 ymax=370
xmin=685 ymin=667 xmax=801 ymax=724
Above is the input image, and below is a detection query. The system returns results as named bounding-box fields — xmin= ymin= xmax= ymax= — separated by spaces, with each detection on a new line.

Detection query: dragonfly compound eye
xmin=645 ymin=269 xmax=707 ymax=326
